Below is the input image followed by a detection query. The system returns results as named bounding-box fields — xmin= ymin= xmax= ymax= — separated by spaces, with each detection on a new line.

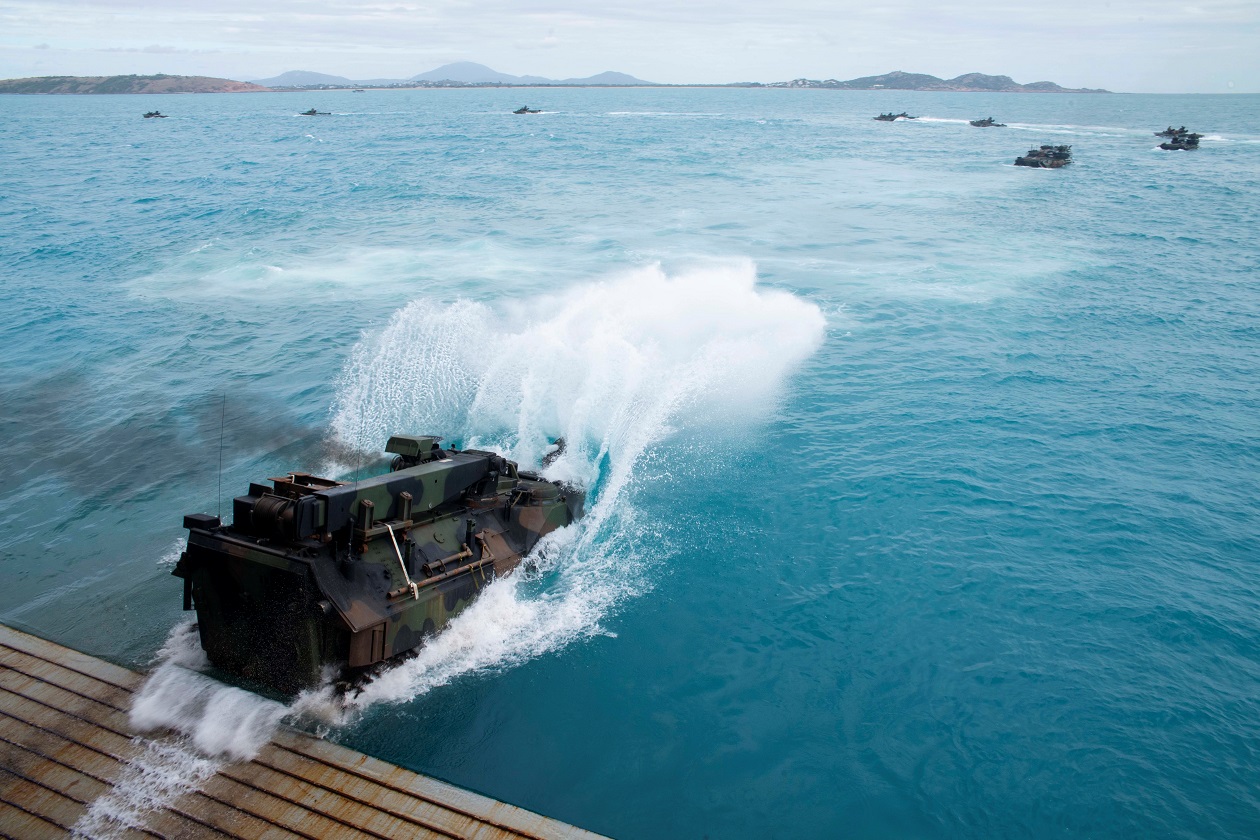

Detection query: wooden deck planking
xmin=0 ymin=797 xmax=75 ymax=840
xmin=0 ymin=625 xmax=608 ymax=840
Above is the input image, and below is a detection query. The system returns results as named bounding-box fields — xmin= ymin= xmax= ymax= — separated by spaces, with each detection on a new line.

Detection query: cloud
xmin=98 ymin=45 xmax=220 ymax=54
xmin=514 ymin=29 xmax=560 ymax=50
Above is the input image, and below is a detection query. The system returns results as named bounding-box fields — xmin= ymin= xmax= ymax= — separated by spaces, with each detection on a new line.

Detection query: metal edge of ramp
xmin=0 ymin=624 xmax=610 ymax=840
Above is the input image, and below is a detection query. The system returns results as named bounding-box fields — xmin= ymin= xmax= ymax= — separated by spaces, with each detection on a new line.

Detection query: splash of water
xmin=72 ymin=737 xmax=219 ymax=839
xmin=73 ymin=624 xmax=281 ymax=837
xmin=128 ymin=622 xmax=341 ymax=753
xmin=75 ymin=622 xmax=347 ymax=837
xmin=332 ymin=261 xmax=825 ymax=706
xmin=80 ymin=262 xmax=822 ymax=834
xmin=130 ymin=663 xmax=288 ymax=760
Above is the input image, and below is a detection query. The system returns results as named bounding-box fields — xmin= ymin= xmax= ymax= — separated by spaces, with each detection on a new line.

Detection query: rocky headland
xmin=0 ymin=74 xmax=269 ymax=94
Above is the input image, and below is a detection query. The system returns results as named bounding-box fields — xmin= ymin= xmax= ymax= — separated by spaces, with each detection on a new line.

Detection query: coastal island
xmin=766 ymin=70 xmax=1108 ymax=93
xmin=0 ymin=74 xmax=269 ymax=94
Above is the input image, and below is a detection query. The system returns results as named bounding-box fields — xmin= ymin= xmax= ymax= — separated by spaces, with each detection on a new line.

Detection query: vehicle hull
xmin=174 ymin=438 xmax=583 ymax=695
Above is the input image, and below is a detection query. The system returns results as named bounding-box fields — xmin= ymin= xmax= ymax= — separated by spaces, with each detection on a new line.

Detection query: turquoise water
xmin=2 ymin=88 xmax=1259 ymax=838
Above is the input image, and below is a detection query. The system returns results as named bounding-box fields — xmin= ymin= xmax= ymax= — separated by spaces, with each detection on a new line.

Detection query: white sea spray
xmin=332 ymin=261 xmax=825 ymax=706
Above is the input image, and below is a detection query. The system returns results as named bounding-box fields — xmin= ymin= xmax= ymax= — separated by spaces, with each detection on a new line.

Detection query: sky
xmin=1 ymin=0 xmax=1258 ymax=93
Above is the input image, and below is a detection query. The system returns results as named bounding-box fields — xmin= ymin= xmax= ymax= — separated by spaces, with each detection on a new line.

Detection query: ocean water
xmin=2 ymin=87 xmax=1259 ymax=838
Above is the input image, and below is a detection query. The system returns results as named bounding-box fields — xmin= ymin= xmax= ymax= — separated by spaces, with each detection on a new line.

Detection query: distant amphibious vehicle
xmin=174 ymin=435 xmax=584 ymax=695
xmin=1157 ymin=127 xmax=1202 ymax=151
xmin=874 ymin=112 xmax=915 ymax=121
xmin=1015 ymin=145 xmax=1072 ymax=168
xmin=513 ymin=106 xmax=541 ymax=114
xmin=970 ymin=117 xmax=1005 ymax=127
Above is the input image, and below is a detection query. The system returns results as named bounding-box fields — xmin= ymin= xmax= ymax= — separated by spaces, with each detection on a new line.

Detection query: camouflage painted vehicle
xmin=1015 ymin=145 xmax=1072 ymax=168
xmin=1158 ymin=128 xmax=1201 ymax=151
xmin=174 ymin=435 xmax=584 ymax=695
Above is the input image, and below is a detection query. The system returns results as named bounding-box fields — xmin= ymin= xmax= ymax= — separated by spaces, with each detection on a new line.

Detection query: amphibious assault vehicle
xmin=174 ymin=435 xmax=584 ymax=695
xmin=1157 ymin=128 xmax=1202 ymax=151
xmin=1015 ymin=145 xmax=1072 ymax=168
xmin=874 ymin=112 xmax=915 ymax=121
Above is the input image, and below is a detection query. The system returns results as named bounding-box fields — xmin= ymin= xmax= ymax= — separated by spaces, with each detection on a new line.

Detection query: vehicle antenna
xmin=218 ymin=393 xmax=226 ymax=521
xmin=356 ymin=416 xmax=364 ymax=485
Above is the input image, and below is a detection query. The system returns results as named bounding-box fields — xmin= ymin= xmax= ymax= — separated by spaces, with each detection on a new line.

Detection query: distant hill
xmin=0 ymin=74 xmax=268 ymax=94
xmin=410 ymin=62 xmax=656 ymax=86
xmin=410 ymin=62 xmax=552 ymax=85
xmin=555 ymin=71 xmax=647 ymax=85
xmin=239 ymin=63 xmax=657 ymax=88
xmin=250 ymin=70 xmax=354 ymax=87
xmin=768 ymin=70 xmax=1107 ymax=93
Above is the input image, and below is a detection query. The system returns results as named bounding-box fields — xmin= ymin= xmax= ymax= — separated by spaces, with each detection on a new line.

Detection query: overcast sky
xmin=1 ymin=0 xmax=1257 ymax=93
